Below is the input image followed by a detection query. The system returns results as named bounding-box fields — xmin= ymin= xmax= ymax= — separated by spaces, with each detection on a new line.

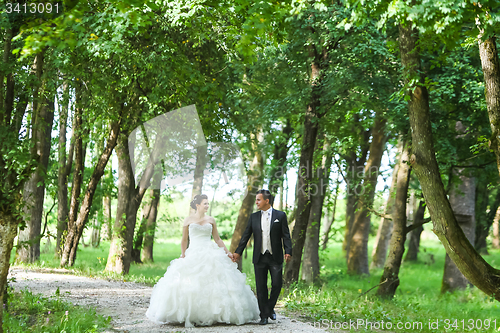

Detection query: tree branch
xmin=405 ymin=217 xmax=432 ymax=233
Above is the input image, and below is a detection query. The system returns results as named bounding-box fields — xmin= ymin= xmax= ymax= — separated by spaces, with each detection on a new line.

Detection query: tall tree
xmin=16 ymin=50 xmax=55 ymax=263
xmin=377 ymin=140 xmax=411 ymax=298
xmin=284 ymin=85 xmax=322 ymax=284
xmin=322 ymin=176 xmax=340 ymax=250
xmin=493 ymin=207 xmax=500 ymax=249
xmin=371 ymin=137 xmax=403 ymax=269
xmin=106 ymin=133 xmax=144 ymax=274
xmin=60 ymin=118 xmax=121 ymax=267
xmin=284 ymin=9 xmax=329 ymax=284
xmin=442 ymin=167 xmax=476 ymax=293
xmin=0 ymin=25 xmax=27 ymax=333
xmin=347 ymin=116 xmax=387 ymax=275
xmin=405 ymin=200 xmax=426 ymax=261
xmin=403 ymin=21 xmax=500 ymax=300
xmin=342 ymin=126 xmax=370 ymax=254
xmin=188 ymin=145 xmax=208 ymax=216
xmin=229 ymin=128 xmax=265 ymax=271
xmin=269 ymin=119 xmax=293 ymax=198
xmin=141 ymin=186 xmax=161 ymax=263
xmin=132 ymin=167 xmax=163 ymax=263
xmin=56 ymin=81 xmax=74 ymax=256
xmin=302 ymin=134 xmax=332 ymax=283
xmin=478 ymin=35 xmax=500 ymax=178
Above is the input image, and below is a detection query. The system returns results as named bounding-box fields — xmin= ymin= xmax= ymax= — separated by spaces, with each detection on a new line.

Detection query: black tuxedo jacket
xmin=235 ymin=208 xmax=292 ymax=264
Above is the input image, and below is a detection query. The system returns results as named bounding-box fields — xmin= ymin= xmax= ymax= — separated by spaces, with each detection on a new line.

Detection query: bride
xmin=146 ymin=194 xmax=260 ymax=327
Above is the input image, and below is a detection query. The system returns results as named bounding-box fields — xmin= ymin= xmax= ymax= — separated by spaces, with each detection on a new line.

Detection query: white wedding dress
xmin=146 ymin=223 xmax=260 ymax=327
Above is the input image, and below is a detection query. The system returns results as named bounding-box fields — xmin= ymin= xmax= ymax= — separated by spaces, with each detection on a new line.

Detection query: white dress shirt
xmin=261 ymin=207 xmax=273 ymax=255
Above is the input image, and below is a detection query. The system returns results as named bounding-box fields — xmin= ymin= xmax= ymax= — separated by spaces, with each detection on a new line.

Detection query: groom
xmin=232 ymin=189 xmax=292 ymax=325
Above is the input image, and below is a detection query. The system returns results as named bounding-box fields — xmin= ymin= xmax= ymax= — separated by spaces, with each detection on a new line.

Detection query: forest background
xmin=2 ymin=0 xmax=500 ymax=332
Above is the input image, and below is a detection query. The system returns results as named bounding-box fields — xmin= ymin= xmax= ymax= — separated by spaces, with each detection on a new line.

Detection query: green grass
xmin=3 ymin=287 xmax=111 ymax=332
xmin=10 ymin=235 xmax=500 ymax=332
xmin=282 ymin=239 xmax=500 ymax=332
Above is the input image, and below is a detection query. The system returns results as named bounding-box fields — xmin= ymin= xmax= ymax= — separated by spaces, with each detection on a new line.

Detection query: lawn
xmin=9 ymin=232 xmax=500 ymax=332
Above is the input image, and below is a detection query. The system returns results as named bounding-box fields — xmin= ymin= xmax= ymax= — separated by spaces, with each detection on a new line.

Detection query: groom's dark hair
xmin=256 ymin=189 xmax=274 ymax=206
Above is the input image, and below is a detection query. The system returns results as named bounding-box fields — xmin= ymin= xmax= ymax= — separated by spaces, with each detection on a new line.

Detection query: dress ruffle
xmin=146 ymin=223 xmax=260 ymax=327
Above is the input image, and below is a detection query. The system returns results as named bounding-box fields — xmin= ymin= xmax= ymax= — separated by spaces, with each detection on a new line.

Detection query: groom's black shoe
xmin=270 ymin=311 xmax=276 ymax=320
xmin=259 ymin=318 xmax=268 ymax=325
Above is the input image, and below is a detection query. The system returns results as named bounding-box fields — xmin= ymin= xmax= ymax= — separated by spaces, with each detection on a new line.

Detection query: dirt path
xmin=8 ymin=267 xmax=329 ymax=333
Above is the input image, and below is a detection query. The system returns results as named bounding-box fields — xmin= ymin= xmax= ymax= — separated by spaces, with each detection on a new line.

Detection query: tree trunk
xmin=105 ymin=101 xmax=173 ymax=273
xmin=91 ymin=217 xmax=101 ymax=248
xmin=284 ymin=111 xmax=320 ymax=283
xmin=474 ymin=183 xmax=500 ymax=254
xmin=0 ymin=28 xmax=13 ymax=127
xmin=343 ymin=155 xmax=358 ymax=253
xmin=284 ymin=41 xmax=325 ymax=284
xmin=479 ymin=36 xmax=500 ymax=178
xmin=347 ymin=116 xmax=387 ymax=275
xmin=106 ymin=134 xmax=139 ymax=273
xmin=60 ymin=121 xmax=120 ymax=267
xmin=405 ymin=200 xmax=426 ymax=261
xmin=493 ymin=206 xmax=500 ymax=249
xmin=343 ymin=124 xmax=371 ymax=253
xmin=132 ymin=166 xmax=163 ymax=263
xmin=0 ymin=211 xmax=19 ymax=333
xmin=131 ymin=218 xmax=146 ymax=263
xmin=17 ymin=51 xmax=55 ymax=263
xmin=370 ymin=137 xmax=403 ymax=269
xmin=442 ymin=167 xmax=476 ymax=293
xmin=91 ymin=136 xmax=105 ymax=248
xmin=142 ymin=187 xmax=161 ymax=262
xmin=0 ymin=27 xmax=27 ymax=333
xmin=67 ymin=83 xmax=85 ymax=233
xmin=406 ymin=23 xmax=500 ymax=300
xmin=322 ymin=177 xmax=340 ymax=250
xmin=377 ymin=141 xmax=411 ymax=298
xmin=302 ymin=136 xmax=331 ymax=283
xmin=103 ymin=165 xmax=113 ymax=241
xmin=0 ymin=28 xmax=21 ymax=333
xmin=56 ymin=81 xmax=73 ymax=257
xmin=269 ymin=118 xmax=293 ymax=195
xmin=229 ymin=129 xmax=264 ymax=271
xmin=473 ymin=180 xmax=488 ymax=254
xmin=189 ymin=144 xmax=207 ymax=216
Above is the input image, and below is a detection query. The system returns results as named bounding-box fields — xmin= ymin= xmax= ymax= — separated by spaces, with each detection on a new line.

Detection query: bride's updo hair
xmin=190 ymin=194 xmax=208 ymax=210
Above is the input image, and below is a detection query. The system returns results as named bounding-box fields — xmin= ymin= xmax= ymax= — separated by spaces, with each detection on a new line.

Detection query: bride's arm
xmin=180 ymin=221 xmax=189 ymax=258
xmin=210 ymin=218 xmax=232 ymax=257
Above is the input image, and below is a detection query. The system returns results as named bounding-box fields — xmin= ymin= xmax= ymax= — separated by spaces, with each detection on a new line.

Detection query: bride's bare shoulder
xmin=183 ymin=216 xmax=194 ymax=227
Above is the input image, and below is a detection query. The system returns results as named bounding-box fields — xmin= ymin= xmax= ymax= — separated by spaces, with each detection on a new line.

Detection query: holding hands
xmin=231 ymin=253 xmax=291 ymax=263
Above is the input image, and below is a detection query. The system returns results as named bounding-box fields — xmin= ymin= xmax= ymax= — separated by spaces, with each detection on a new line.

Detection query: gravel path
xmin=8 ymin=267 xmax=329 ymax=333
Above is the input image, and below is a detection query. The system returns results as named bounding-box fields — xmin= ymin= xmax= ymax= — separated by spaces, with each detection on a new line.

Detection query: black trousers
xmin=254 ymin=251 xmax=282 ymax=319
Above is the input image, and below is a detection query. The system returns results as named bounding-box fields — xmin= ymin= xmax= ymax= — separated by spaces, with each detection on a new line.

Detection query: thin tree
xmin=371 ymin=137 xmax=403 ymax=269
xmin=17 ymin=50 xmax=55 ymax=263
xmin=229 ymin=128 xmax=265 ymax=271
xmin=346 ymin=116 xmax=387 ymax=275
xmin=56 ymin=81 xmax=74 ymax=257
xmin=302 ymin=134 xmax=332 ymax=283
xmin=377 ymin=140 xmax=411 ymax=297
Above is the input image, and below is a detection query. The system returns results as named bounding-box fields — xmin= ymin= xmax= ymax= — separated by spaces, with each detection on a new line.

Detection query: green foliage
xmin=345 ymin=0 xmax=500 ymax=42
xmin=3 ymin=288 xmax=111 ymax=332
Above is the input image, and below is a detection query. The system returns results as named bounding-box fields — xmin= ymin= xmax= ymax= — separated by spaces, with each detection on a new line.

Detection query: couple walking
xmin=146 ymin=189 xmax=293 ymax=327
